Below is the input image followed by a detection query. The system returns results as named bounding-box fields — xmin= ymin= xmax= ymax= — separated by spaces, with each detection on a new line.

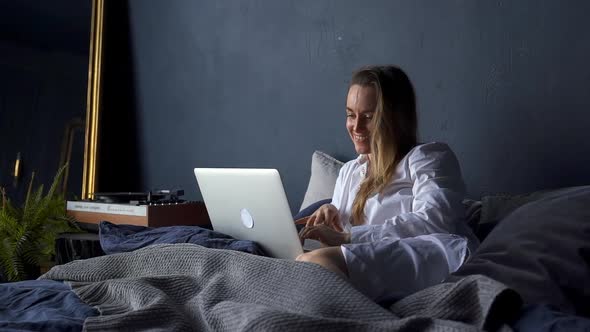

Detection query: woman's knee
xmin=295 ymin=250 xmax=322 ymax=263
xmin=295 ymin=247 xmax=348 ymax=278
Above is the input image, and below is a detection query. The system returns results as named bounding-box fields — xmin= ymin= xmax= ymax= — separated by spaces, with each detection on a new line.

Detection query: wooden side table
xmin=56 ymin=201 xmax=212 ymax=265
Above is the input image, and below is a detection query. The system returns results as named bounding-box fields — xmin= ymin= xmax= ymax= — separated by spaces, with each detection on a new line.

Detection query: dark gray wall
xmin=0 ymin=0 xmax=91 ymax=203
xmin=0 ymin=0 xmax=91 ymax=55
xmin=94 ymin=0 xmax=144 ymax=193
xmin=0 ymin=43 xmax=88 ymax=203
xmin=126 ymin=0 xmax=590 ymax=213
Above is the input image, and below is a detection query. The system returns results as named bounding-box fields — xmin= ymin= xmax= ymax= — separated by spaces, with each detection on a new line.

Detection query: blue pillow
xmin=294 ymin=198 xmax=332 ymax=220
xmin=0 ymin=280 xmax=98 ymax=331
xmin=99 ymin=221 xmax=268 ymax=256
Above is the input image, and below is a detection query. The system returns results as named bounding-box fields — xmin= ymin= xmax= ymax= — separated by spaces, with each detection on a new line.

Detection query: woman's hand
xmin=306 ymin=204 xmax=343 ymax=231
xmin=299 ymin=224 xmax=351 ymax=246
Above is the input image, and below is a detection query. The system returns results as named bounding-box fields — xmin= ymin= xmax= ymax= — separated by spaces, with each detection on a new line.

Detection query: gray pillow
xmin=462 ymin=198 xmax=482 ymax=231
xmin=299 ymin=151 xmax=344 ymax=211
xmin=471 ymin=186 xmax=589 ymax=240
xmin=479 ymin=186 xmax=588 ymax=226
xmin=453 ymin=186 xmax=590 ymax=317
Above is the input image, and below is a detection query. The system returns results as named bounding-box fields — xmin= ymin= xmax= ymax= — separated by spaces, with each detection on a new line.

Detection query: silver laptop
xmin=194 ymin=168 xmax=318 ymax=259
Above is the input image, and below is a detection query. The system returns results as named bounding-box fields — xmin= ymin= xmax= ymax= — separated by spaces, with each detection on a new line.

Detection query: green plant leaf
xmin=0 ymin=164 xmax=78 ymax=281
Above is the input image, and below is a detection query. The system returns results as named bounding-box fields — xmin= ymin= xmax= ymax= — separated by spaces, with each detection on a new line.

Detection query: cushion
xmin=99 ymin=221 xmax=268 ymax=256
xmin=294 ymin=199 xmax=332 ymax=221
xmin=0 ymin=280 xmax=98 ymax=330
xmin=299 ymin=151 xmax=344 ymax=211
xmin=479 ymin=186 xmax=587 ymax=225
xmin=462 ymin=198 xmax=482 ymax=232
xmin=453 ymin=186 xmax=590 ymax=317
xmin=512 ymin=304 xmax=590 ymax=332
xmin=473 ymin=186 xmax=589 ymax=240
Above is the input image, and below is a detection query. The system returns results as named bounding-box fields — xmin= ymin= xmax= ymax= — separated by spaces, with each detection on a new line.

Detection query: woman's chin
xmin=354 ymin=145 xmax=371 ymax=155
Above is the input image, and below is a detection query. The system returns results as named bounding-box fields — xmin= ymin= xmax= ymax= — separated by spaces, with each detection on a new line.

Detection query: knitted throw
xmin=40 ymin=243 xmax=519 ymax=331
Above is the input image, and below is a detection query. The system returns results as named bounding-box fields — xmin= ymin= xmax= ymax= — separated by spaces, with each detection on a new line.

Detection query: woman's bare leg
xmin=296 ymin=247 xmax=349 ymax=279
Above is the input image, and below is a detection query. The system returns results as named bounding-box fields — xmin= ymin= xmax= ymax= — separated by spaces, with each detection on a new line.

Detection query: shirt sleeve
xmin=350 ymin=143 xmax=466 ymax=243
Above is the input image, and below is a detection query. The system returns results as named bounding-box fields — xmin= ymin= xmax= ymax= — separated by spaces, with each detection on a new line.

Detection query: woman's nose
xmin=353 ymin=118 xmax=365 ymax=131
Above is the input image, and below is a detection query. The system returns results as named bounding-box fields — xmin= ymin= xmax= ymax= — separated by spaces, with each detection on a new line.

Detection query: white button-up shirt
xmin=332 ymin=142 xmax=478 ymax=302
xmin=332 ymin=142 xmax=478 ymax=250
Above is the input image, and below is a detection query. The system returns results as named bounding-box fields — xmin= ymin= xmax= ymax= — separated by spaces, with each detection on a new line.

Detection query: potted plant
xmin=0 ymin=165 xmax=79 ymax=282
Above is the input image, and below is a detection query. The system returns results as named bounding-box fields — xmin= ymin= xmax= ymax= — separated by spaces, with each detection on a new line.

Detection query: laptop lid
xmin=194 ymin=168 xmax=304 ymax=259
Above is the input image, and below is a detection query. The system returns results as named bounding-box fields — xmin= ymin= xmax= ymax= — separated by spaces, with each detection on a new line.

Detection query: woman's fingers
xmin=321 ymin=208 xmax=331 ymax=226
xmin=300 ymin=225 xmax=319 ymax=241
xmin=299 ymin=225 xmax=349 ymax=246
xmin=331 ymin=216 xmax=343 ymax=232
xmin=298 ymin=225 xmax=313 ymax=241
xmin=300 ymin=224 xmax=321 ymax=238
xmin=294 ymin=216 xmax=309 ymax=225
xmin=298 ymin=226 xmax=306 ymax=244
xmin=323 ymin=208 xmax=342 ymax=232
xmin=308 ymin=207 xmax=327 ymax=227
xmin=306 ymin=214 xmax=317 ymax=227
xmin=305 ymin=204 xmax=342 ymax=230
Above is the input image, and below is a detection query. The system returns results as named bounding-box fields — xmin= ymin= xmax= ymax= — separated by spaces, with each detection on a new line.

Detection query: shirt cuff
xmin=350 ymin=225 xmax=374 ymax=243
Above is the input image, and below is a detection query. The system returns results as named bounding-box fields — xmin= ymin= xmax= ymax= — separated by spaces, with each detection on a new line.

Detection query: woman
xmin=297 ymin=65 xmax=478 ymax=302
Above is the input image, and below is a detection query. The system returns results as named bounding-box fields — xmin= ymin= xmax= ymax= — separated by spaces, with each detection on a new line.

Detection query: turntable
xmin=66 ymin=189 xmax=211 ymax=228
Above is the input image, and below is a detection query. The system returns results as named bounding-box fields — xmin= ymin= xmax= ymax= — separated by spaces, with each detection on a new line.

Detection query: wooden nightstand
xmin=55 ymin=201 xmax=213 ymax=265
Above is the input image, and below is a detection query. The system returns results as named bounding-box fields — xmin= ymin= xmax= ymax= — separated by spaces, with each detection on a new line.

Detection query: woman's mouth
xmin=353 ymin=134 xmax=369 ymax=142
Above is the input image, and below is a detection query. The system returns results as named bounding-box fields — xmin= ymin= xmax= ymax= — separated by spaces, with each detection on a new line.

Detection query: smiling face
xmin=346 ymin=84 xmax=377 ymax=155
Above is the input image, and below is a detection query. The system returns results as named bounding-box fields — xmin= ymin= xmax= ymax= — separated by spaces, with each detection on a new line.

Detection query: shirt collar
xmin=355 ymin=154 xmax=369 ymax=165
xmin=355 ymin=155 xmax=369 ymax=179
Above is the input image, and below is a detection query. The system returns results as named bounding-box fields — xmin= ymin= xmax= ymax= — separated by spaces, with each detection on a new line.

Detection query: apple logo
xmin=240 ymin=208 xmax=254 ymax=229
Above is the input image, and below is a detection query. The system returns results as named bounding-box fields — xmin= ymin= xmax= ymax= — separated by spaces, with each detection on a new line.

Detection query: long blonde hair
xmin=350 ymin=66 xmax=418 ymax=225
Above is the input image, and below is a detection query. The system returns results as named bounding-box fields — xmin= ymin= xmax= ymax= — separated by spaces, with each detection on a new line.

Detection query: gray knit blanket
xmin=40 ymin=243 xmax=520 ymax=332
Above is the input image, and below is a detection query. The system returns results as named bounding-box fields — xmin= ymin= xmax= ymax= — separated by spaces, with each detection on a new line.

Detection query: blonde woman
xmin=297 ymin=66 xmax=478 ymax=302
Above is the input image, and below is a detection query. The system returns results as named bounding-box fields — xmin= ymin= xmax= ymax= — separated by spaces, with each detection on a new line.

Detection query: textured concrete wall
xmin=127 ymin=0 xmax=590 ymax=212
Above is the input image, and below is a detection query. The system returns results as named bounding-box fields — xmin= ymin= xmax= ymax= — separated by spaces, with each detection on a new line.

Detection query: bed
xmin=1 ymin=151 xmax=590 ymax=331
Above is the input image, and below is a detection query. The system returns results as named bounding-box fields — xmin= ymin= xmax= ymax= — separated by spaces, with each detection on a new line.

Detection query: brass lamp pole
xmin=82 ymin=0 xmax=104 ymax=200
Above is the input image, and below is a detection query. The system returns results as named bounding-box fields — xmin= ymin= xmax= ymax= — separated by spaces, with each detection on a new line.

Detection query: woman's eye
xmin=364 ymin=114 xmax=373 ymax=119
